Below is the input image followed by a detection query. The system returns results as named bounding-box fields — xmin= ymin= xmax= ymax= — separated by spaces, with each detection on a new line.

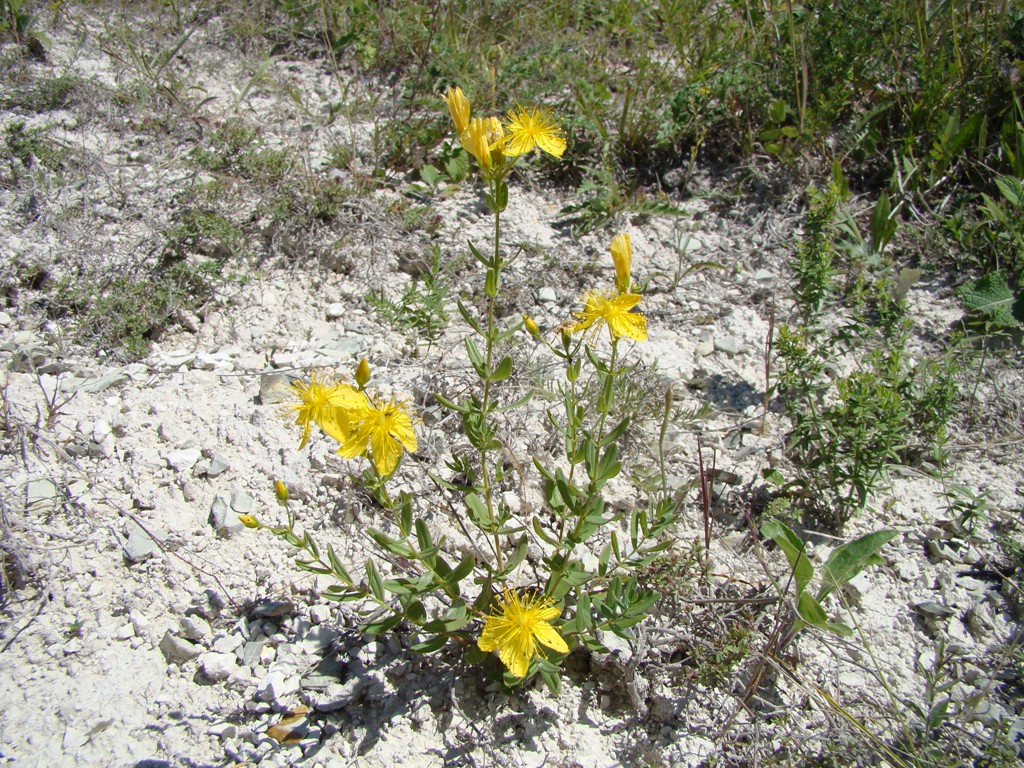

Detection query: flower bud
xmin=443 ymin=86 xmax=470 ymax=135
xmin=274 ymin=480 xmax=289 ymax=505
xmin=238 ymin=514 xmax=261 ymax=529
xmin=610 ymin=233 xmax=632 ymax=294
xmin=355 ymin=358 xmax=371 ymax=388
xmin=522 ymin=315 xmax=540 ymax=338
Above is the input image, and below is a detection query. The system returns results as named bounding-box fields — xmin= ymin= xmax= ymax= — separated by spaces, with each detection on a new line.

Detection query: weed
xmin=1 ymin=74 xmax=78 ymax=112
xmin=50 ymin=260 xmax=222 ymax=361
xmin=191 ymin=121 xmax=291 ymax=184
xmin=366 ymin=245 xmax=450 ymax=343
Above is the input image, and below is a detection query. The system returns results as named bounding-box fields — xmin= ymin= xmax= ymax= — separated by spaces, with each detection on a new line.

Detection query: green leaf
xmin=414 ymin=519 xmax=434 ymax=556
xmin=368 ymin=528 xmax=415 ymax=558
xmin=489 ymin=355 xmax=512 ymax=381
xmin=465 ymin=493 xmax=493 ymax=531
xmin=797 ymin=592 xmax=852 ymax=637
xmin=598 ymin=417 xmax=631 ymax=447
xmin=366 ymin=559 xmax=386 ymax=601
xmin=456 ymin=300 xmax=483 ymax=335
xmin=768 ymin=98 xmax=787 ymax=123
xmin=761 ymin=519 xmax=814 ymax=597
xmin=817 ymin=529 xmax=900 ymax=601
xmin=446 ymin=554 xmax=475 ymax=587
xmin=409 ymin=635 xmax=448 ymax=653
xmin=465 ymin=337 xmax=487 ymax=378
xmin=994 ymin=174 xmax=1024 ymax=207
xmin=419 ymin=164 xmax=442 ymax=186
xmin=433 ymin=391 xmax=468 ymax=413
xmin=361 ymin=614 xmax=401 ymax=635
xmin=485 ymin=266 xmax=499 ymax=298
xmin=957 ymin=272 xmax=1024 ymax=328
xmin=467 ymin=239 xmax=491 ymax=268
xmin=444 ymin=150 xmax=469 ymax=182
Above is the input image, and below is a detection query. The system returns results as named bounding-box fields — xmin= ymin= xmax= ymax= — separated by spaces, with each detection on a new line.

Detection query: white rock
xmin=179 ymin=615 xmax=212 ymax=642
xmin=325 ymin=302 xmax=346 ymax=320
xmin=166 ymin=448 xmax=202 ymax=472
xmin=159 ymin=631 xmax=202 ymax=663
xmin=201 ymin=651 xmax=238 ymax=681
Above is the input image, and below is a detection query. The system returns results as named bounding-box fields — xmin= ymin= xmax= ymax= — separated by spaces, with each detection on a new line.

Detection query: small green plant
xmin=191 ymin=121 xmax=291 ymax=184
xmin=366 ymin=245 xmax=450 ymax=343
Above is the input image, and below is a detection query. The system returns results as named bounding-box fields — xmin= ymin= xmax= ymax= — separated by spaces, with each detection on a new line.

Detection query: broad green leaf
xmin=490 ymin=355 xmax=513 ymax=381
xmin=797 ymin=592 xmax=852 ymax=637
xmin=817 ymin=529 xmax=900 ymax=600
xmin=761 ymin=519 xmax=814 ymax=597
xmin=957 ymin=271 xmax=1023 ymax=328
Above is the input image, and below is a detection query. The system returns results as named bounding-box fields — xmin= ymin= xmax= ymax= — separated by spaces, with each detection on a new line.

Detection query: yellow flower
xmin=478 ymin=589 xmax=569 ymax=678
xmin=289 ymin=374 xmax=365 ymax=449
xmin=610 ymin=233 xmax=632 ymax=294
xmin=443 ymin=86 xmax=471 ymax=135
xmin=502 ymin=104 xmax=566 ymax=158
xmin=337 ymin=396 xmax=418 ymax=477
xmin=238 ymin=514 xmax=261 ymax=529
xmin=570 ymin=290 xmax=648 ymax=343
xmin=461 ymin=116 xmax=497 ymax=171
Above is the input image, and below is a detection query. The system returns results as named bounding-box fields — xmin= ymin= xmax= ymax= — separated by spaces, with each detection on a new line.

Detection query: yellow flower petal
xmin=532 ymin=622 xmax=570 ymax=654
xmin=610 ymin=233 xmax=632 ymax=294
xmin=443 ymin=86 xmax=470 ymax=135
xmin=461 ymin=117 xmax=495 ymax=170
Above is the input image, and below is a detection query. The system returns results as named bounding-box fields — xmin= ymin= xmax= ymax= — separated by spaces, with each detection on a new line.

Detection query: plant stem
xmin=478 ymin=180 xmax=504 ymax=573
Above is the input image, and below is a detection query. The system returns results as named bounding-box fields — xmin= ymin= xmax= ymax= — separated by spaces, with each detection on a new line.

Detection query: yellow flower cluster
xmin=570 ymin=232 xmax=648 ymax=343
xmin=289 ymin=363 xmax=417 ymax=477
xmin=443 ymin=86 xmax=565 ymax=176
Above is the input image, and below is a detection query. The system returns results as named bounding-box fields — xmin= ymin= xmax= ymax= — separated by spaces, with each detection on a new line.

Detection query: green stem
xmin=478 ymin=178 xmax=504 ymax=573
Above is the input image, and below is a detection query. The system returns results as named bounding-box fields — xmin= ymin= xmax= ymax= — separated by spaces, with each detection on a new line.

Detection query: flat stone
xmin=753 ymin=269 xmax=775 ymax=283
xmin=536 ymin=287 xmax=558 ymax=304
xmin=124 ymin=521 xmax=168 ymax=562
xmin=206 ymin=453 xmax=230 ymax=477
xmin=166 ymin=448 xmax=202 ymax=473
xmin=325 ymin=302 xmax=346 ymax=320
xmin=714 ymin=336 xmax=741 ymax=355
xmin=209 ymin=493 xmax=245 ymax=538
xmin=26 ymin=478 xmax=59 ymax=512
xmin=179 ymin=615 xmax=212 ymax=642
xmin=159 ymin=631 xmax=202 ymax=663
xmin=315 ymin=678 xmax=366 ymax=712
xmin=259 ymin=373 xmax=295 ymax=405
xmin=230 ymin=488 xmax=254 ymax=515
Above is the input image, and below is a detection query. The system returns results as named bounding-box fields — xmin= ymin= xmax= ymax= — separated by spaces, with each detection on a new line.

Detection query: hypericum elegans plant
xmin=244 ymin=87 xmax=679 ymax=690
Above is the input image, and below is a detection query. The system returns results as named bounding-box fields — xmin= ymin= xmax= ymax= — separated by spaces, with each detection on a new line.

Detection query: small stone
xmin=257 ymin=666 xmax=301 ymax=703
xmin=714 ymin=336 xmax=740 ymax=355
xmin=63 ymin=639 xmax=83 ymax=655
xmin=259 ymin=373 xmax=296 ymax=405
xmin=124 ymin=521 xmax=168 ymax=563
xmin=894 ymin=559 xmax=919 ymax=582
xmin=915 ymin=601 xmax=955 ymax=620
xmin=166 ymin=448 xmax=202 ymax=473
xmin=209 ymin=493 xmax=245 ymax=538
xmin=230 ymin=488 xmax=254 ymax=515
xmin=159 ymin=631 xmax=202 ymax=663
xmin=239 ymin=640 xmax=266 ymax=667
xmin=212 ymin=634 xmax=242 ymax=654
xmin=325 ymin=302 xmax=346 ymax=320
xmin=536 ymin=287 xmax=558 ymax=304
xmin=309 ymin=605 xmax=332 ymax=625
xmin=201 ymin=651 xmax=238 ymax=681
xmin=114 ymin=623 xmax=135 ymax=641
xmin=26 ymin=478 xmax=59 ymax=512
xmin=0 ymin=311 xmax=11 ymax=326
xmin=206 ymin=453 xmax=230 ymax=477
xmin=315 ymin=678 xmax=367 ymax=712
xmin=179 ymin=615 xmax=212 ymax=643
xmin=208 ymin=722 xmax=238 ymax=739
xmin=753 ymin=269 xmax=775 ymax=283
xmin=927 ymin=540 xmax=958 ymax=563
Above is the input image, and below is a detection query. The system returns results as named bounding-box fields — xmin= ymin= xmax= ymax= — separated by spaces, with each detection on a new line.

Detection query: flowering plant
xmin=244 ymin=87 xmax=679 ymax=689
